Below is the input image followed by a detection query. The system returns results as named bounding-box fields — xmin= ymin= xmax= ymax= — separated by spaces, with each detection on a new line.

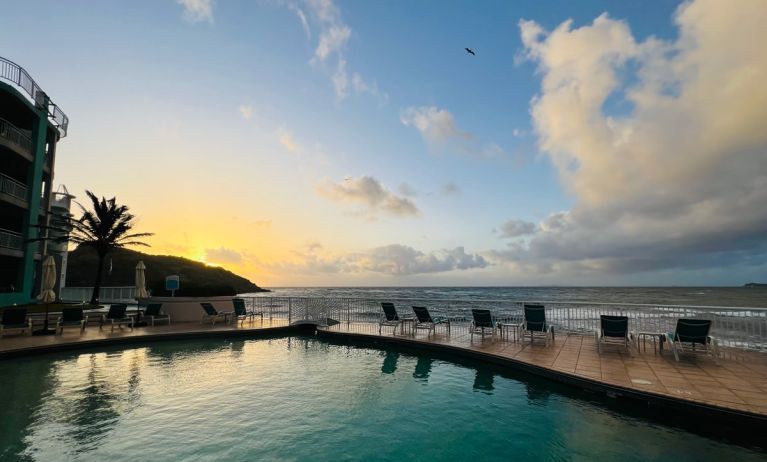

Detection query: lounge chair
xmin=665 ymin=319 xmax=718 ymax=362
xmin=56 ymin=307 xmax=88 ymax=334
xmin=412 ymin=306 xmax=450 ymax=337
xmin=596 ymin=315 xmax=631 ymax=353
xmin=470 ymin=309 xmax=496 ymax=340
xmin=379 ymin=302 xmax=409 ymax=335
xmin=0 ymin=308 xmax=31 ymax=337
xmin=521 ymin=304 xmax=554 ymax=346
xmin=232 ymin=298 xmax=263 ymax=326
xmin=200 ymin=302 xmax=229 ymax=326
xmin=99 ymin=304 xmax=134 ymax=332
xmin=143 ymin=303 xmax=170 ymax=326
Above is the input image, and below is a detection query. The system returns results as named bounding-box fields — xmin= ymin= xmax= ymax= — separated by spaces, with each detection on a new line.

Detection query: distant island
xmin=66 ymin=246 xmax=269 ymax=296
xmin=743 ymin=283 xmax=767 ymax=288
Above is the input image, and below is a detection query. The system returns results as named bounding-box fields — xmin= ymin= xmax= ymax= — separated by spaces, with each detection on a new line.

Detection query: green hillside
xmin=65 ymin=246 xmax=268 ymax=296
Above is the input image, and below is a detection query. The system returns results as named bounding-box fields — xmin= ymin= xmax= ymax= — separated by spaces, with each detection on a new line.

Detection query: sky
xmin=2 ymin=0 xmax=766 ymax=287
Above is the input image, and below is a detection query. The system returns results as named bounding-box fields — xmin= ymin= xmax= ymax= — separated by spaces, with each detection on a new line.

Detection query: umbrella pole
xmin=33 ymin=302 xmax=56 ymax=336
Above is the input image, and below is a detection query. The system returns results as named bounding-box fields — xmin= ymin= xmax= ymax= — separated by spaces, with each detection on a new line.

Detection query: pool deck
xmin=1 ymin=318 xmax=766 ymax=423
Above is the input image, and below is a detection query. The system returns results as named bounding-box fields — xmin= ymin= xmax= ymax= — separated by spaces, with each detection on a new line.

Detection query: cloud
xmin=400 ymin=106 xmax=469 ymax=143
xmin=287 ymin=0 xmax=382 ymax=100
xmin=238 ymin=105 xmax=253 ymax=120
xmin=274 ymin=243 xmax=487 ymax=275
xmin=441 ymin=181 xmax=459 ymax=195
xmin=204 ymin=247 xmax=242 ymax=264
xmin=177 ymin=0 xmax=214 ymax=23
xmin=398 ymin=183 xmax=417 ymax=197
xmin=502 ymin=0 xmax=767 ymax=276
xmin=401 ymin=106 xmax=507 ymax=159
xmin=314 ymin=24 xmax=351 ymax=62
xmin=278 ymin=128 xmax=300 ymax=152
xmin=498 ymin=219 xmax=536 ymax=238
xmin=289 ymin=3 xmax=311 ymax=39
xmin=316 ymin=175 xmax=419 ymax=218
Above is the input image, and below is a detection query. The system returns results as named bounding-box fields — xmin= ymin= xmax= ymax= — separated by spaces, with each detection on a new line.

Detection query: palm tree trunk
xmin=91 ymin=253 xmax=106 ymax=305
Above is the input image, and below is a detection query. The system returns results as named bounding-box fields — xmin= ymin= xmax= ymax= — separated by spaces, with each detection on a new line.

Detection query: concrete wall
xmin=145 ymin=296 xmax=237 ymax=322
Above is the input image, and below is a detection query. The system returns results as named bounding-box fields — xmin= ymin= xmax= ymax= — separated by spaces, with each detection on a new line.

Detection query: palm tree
xmin=36 ymin=191 xmax=153 ymax=304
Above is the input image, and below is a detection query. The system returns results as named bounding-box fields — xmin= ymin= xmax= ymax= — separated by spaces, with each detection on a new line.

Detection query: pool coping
xmin=316 ymin=328 xmax=767 ymax=431
xmin=0 ymin=324 xmax=316 ymax=359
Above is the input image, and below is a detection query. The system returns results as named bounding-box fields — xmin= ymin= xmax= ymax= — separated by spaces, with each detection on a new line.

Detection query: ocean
xmin=243 ymin=286 xmax=767 ymax=308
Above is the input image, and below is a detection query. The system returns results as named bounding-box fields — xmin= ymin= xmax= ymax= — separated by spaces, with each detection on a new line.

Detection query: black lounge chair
xmin=596 ymin=315 xmax=631 ymax=353
xmin=56 ymin=307 xmax=88 ymax=334
xmin=521 ymin=304 xmax=553 ymax=346
xmin=232 ymin=298 xmax=263 ymax=326
xmin=470 ymin=309 xmax=496 ymax=340
xmin=412 ymin=306 xmax=450 ymax=337
xmin=0 ymin=308 xmax=31 ymax=337
xmin=200 ymin=302 xmax=229 ymax=326
xmin=143 ymin=303 xmax=170 ymax=326
xmin=379 ymin=302 xmax=409 ymax=335
xmin=99 ymin=304 xmax=134 ymax=332
xmin=665 ymin=319 xmax=718 ymax=362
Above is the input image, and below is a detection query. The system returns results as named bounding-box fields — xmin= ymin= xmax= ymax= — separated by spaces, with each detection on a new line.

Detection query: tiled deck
xmin=319 ymin=322 xmax=767 ymax=419
xmin=1 ymin=318 xmax=766 ymax=420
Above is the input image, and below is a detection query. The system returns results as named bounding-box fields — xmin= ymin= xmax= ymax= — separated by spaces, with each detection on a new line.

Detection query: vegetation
xmin=35 ymin=191 xmax=152 ymax=304
xmin=66 ymin=246 xmax=267 ymax=296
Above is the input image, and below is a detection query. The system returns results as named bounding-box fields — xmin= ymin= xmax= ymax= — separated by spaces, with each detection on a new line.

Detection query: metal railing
xmin=0 ymin=228 xmax=23 ymax=251
xmin=0 ymin=118 xmax=33 ymax=155
xmin=61 ymin=286 xmax=142 ymax=303
xmin=240 ymin=296 xmax=767 ymax=351
xmin=0 ymin=57 xmax=69 ymax=137
xmin=0 ymin=172 xmax=28 ymax=202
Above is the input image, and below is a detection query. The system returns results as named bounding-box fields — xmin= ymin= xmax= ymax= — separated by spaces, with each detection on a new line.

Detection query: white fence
xmin=242 ymin=296 xmax=767 ymax=351
xmin=61 ymin=286 xmax=143 ymax=303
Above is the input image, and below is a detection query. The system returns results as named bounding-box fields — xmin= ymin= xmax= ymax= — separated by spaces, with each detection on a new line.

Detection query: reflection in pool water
xmin=0 ymin=336 xmax=763 ymax=462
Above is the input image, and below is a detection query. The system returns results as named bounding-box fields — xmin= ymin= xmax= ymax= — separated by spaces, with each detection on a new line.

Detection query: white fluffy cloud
xmin=177 ymin=0 xmax=214 ymax=23
xmin=500 ymin=0 xmax=767 ymax=275
xmin=316 ymin=176 xmax=419 ymax=218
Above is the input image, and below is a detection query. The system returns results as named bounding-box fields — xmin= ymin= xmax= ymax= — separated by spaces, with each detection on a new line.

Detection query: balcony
xmin=0 ymin=228 xmax=23 ymax=251
xmin=0 ymin=172 xmax=28 ymax=203
xmin=0 ymin=117 xmax=33 ymax=158
xmin=0 ymin=56 xmax=68 ymax=137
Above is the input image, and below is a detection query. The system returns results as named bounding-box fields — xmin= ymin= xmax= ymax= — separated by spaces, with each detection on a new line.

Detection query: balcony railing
xmin=0 ymin=172 xmax=28 ymax=202
xmin=0 ymin=228 xmax=23 ymax=251
xmin=0 ymin=57 xmax=69 ymax=137
xmin=0 ymin=117 xmax=33 ymax=156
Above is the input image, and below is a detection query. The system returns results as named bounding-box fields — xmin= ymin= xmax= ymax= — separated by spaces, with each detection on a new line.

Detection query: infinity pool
xmin=0 ymin=336 xmax=762 ymax=461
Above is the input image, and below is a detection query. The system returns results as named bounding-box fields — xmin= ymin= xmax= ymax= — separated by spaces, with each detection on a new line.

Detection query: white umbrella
xmin=35 ymin=256 xmax=57 ymax=335
xmin=37 ymin=256 xmax=57 ymax=303
xmin=135 ymin=261 xmax=148 ymax=299
xmin=135 ymin=261 xmax=148 ymax=326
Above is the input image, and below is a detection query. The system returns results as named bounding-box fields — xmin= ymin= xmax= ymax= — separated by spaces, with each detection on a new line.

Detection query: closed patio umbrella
xmin=33 ymin=256 xmax=57 ymax=335
xmin=134 ymin=261 xmax=148 ymax=326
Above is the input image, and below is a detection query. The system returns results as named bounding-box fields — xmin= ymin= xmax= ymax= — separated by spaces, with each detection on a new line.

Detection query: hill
xmin=65 ymin=246 xmax=268 ymax=296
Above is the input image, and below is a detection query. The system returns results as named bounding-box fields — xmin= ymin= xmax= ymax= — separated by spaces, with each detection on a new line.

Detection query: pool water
xmin=0 ymin=336 xmax=763 ymax=461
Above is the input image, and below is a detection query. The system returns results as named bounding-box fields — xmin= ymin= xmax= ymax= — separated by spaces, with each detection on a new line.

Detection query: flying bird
xmin=465 ymin=47 xmax=475 ymax=56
